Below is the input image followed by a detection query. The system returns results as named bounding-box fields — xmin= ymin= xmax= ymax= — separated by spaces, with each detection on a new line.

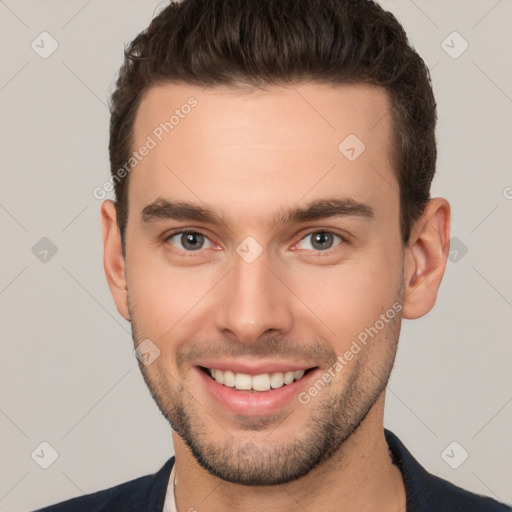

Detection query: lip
xmin=194 ymin=365 xmax=321 ymax=416
xmin=192 ymin=359 xmax=315 ymax=376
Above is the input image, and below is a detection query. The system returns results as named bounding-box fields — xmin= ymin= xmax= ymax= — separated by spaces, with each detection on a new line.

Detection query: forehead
xmin=134 ymin=81 xmax=392 ymax=150
xmin=128 ymin=81 xmax=396 ymax=227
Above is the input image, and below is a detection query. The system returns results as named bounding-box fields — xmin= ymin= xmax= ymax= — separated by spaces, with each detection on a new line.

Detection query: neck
xmin=171 ymin=393 xmax=406 ymax=512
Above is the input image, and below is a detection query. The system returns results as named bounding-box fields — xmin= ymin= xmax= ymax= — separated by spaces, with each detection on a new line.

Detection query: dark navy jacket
xmin=32 ymin=429 xmax=511 ymax=511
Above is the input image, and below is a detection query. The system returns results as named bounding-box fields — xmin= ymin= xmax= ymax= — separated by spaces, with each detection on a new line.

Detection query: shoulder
xmin=418 ymin=469 xmax=511 ymax=512
xmin=384 ymin=429 xmax=511 ymax=512
xmin=30 ymin=456 xmax=175 ymax=512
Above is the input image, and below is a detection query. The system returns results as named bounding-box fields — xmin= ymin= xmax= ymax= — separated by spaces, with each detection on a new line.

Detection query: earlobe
xmin=402 ymin=198 xmax=451 ymax=320
xmin=101 ymin=200 xmax=131 ymax=321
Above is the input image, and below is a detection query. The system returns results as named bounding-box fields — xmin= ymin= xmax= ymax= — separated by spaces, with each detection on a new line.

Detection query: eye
xmin=165 ymin=231 xmax=215 ymax=252
xmin=296 ymin=231 xmax=344 ymax=252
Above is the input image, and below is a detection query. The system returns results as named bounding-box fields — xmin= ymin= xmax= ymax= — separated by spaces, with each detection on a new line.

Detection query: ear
xmin=402 ymin=198 xmax=451 ymax=319
xmin=101 ymin=200 xmax=130 ymax=321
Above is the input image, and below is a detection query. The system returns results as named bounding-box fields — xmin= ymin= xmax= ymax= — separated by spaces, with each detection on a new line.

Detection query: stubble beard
xmin=129 ymin=281 xmax=403 ymax=486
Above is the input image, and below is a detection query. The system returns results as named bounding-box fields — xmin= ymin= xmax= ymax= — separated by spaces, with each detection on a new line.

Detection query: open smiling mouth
xmin=199 ymin=366 xmax=317 ymax=392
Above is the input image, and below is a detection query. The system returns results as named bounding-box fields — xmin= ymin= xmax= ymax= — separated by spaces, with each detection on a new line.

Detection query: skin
xmin=101 ymin=82 xmax=450 ymax=511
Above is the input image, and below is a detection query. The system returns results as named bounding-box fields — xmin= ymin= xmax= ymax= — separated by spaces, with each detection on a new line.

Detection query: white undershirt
xmin=162 ymin=463 xmax=177 ymax=512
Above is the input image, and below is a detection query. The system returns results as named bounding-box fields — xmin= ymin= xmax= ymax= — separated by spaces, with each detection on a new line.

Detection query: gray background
xmin=0 ymin=0 xmax=511 ymax=510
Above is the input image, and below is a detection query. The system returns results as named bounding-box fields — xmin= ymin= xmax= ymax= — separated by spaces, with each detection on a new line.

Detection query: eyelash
xmin=163 ymin=229 xmax=347 ymax=256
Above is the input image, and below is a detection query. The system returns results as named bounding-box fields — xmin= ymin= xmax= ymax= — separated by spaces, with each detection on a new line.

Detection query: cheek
xmin=126 ymin=248 xmax=217 ymax=337
xmin=287 ymin=252 xmax=401 ymax=348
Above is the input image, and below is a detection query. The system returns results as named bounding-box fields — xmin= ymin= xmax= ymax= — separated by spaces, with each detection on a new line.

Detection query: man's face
xmin=123 ymin=82 xmax=404 ymax=485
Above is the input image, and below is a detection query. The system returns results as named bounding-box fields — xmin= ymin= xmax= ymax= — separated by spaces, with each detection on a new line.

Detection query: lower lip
xmin=195 ymin=366 xmax=320 ymax=416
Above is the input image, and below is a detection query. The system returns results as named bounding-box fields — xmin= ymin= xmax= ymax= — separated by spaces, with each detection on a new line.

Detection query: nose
xmin=214 ymin=249 xmax=294 ymax=344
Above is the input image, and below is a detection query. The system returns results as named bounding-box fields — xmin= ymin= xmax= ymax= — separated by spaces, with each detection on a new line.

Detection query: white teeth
xmin=270 ymin=372 xmax=284 ymax=389
xmin=207 ymin=368 xmax=308 ymax=391
xmin=252 ymin=373 xmax=271 ymax=391
xmin=235 ymin=373 xmax=252 ymax=390
xmin=223 ymin=370 xmax=235 ymax=387
xmin=214 ymin=369 xmax=224 ymax=385
xmin=294 ymin=370 xmax=305 ymax=380
xmin=283 ymin=371 xmax=295 ymax=385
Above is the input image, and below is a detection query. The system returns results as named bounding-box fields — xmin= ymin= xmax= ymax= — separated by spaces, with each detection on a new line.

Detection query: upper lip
xmin=195 ymin=360 xmax=317 ymax=376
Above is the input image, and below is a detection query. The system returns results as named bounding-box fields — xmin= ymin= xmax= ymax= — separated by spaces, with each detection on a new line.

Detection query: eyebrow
xmin=140 ymin=197 xmax=374 ymax=229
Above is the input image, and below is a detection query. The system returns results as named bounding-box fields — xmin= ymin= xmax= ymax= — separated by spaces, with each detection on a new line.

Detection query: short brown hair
xmin=109 ymin=0 xmax=437 ymax=248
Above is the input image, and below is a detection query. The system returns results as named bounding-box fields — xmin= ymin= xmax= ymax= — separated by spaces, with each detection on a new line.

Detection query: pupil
xmin=313 ymin=232 xmax=332 ymax=250
xmin=183 ymin=233 xmax=203 ymax=250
